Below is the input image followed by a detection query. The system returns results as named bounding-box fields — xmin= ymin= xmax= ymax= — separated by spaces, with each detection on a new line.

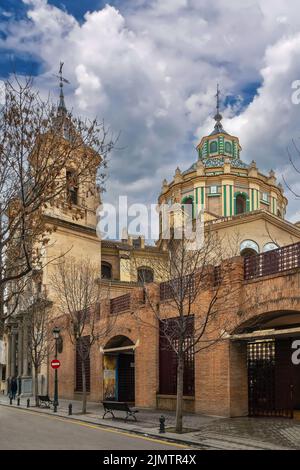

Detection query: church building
xmin=2 ymin=84 xmax=300 ymax=420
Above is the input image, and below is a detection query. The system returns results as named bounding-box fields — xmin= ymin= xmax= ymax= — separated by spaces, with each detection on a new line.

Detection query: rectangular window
xmin=261 ymin=192 xmax=269 ymax=203
xmin=210 ymin=185 xmax=218 ymax=194
xmin=159 ymin=317 xmax=194 ymax=396
xmin=75 ymin=336 xmax=91 ymax=393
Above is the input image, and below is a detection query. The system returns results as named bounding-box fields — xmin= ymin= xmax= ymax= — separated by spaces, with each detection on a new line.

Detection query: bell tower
xmin=43 ymin=62 xmax=101 ymax=231
xmin=42 ymin=63 xmax=101 ymax=287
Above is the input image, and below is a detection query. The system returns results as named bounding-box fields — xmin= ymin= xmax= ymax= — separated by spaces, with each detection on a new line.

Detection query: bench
xmin=102 ymin=401 xmax=139 ymax=422
xmin=38 ymin=395 xmax=54 ymax=408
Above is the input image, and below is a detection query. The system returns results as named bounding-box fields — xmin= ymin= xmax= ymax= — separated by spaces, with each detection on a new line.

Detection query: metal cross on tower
xmin=55 ymin=62 xmax=70 ymax=115
xmin=214 ymin=83 xmax=223 ymax=131
xmin=216 ymin=83 xmax=220 ymax=116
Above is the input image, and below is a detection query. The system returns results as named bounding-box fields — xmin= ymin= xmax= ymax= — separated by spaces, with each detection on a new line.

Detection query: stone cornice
xmin=43 ymin=214 xmax=99 ymax=239
xmin=205 ymin=210 xmax=300 ymax=238
xmin=159 ymin=169 xmax=287 ymax=204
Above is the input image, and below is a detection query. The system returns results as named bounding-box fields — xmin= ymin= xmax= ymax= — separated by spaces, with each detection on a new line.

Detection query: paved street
xmin=0 ymin=406 xmax=190 ymax=450
xmin=2 ymin=397 xmax=300 ymax=449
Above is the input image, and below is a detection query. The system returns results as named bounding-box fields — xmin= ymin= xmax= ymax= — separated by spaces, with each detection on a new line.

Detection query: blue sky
xmin=1 ymin=0 xmax=300 ymax=225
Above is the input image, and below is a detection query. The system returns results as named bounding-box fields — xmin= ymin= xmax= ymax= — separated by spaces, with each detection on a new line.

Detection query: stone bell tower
xmin=3 ymin=65 xmax=102 ymax=397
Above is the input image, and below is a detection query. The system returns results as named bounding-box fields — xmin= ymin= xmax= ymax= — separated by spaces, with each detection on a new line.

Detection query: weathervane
xmin=54 ymin=62 xmax=70 ymax=115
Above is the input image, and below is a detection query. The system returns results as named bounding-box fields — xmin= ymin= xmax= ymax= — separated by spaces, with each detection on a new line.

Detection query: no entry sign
xmin=51 ymin=359 xmax=61 ymax=369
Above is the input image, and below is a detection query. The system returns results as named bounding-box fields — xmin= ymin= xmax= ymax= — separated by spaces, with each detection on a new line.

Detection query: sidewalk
xmin=1 ymin=395 xmax=300 ymax=450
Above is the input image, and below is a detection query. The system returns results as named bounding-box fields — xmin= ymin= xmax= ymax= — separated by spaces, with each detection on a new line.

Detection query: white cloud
xmin=1 ymin=0 xmax=300 ymax=228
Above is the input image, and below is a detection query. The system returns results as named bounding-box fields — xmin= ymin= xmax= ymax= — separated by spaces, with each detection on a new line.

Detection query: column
xmin=10 ymin=332 xmax=16 ymax=377
xmin=17 ymin=322 xmax=23 ymax=377
xmin=222 ymin=179 xmax=234 ymax=217
xmin=249 ymin=183 xmax=260 ymax=211
xmin=6 ymin=333 xmax=11 ymax=378
xmin=22 ymin=323 xmax=28 ymax=376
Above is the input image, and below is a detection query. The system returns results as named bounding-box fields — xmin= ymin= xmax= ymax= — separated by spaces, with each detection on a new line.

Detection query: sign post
xmin=52 ymin=327 xmax=61 ymax=412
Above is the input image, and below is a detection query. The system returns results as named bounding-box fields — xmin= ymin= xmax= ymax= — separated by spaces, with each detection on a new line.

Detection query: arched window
xmin=225 ymin=141 xmax=232 ymax=154
xmin=137 ymin=267 xmax=154 ymax=284
xmin=263 ymin=242 xmax=279 ymax=253
xmin=101 ymin=262 xmax=112 ymax=279
xmin=209 ymin=141 xmax=218 ymax=153
xmin=235 ymin=193 xmax=248 ymax=215
xmin=182 ymin=196 xmax=194 ymax=219
xmin=240 ymin=240 xmax=259 ymax=257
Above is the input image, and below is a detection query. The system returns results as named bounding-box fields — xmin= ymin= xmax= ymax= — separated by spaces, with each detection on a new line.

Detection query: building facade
xmin=3 ymin=88 xmax=300 ymax=419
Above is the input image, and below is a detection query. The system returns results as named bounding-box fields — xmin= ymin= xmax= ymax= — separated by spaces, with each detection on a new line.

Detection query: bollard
xmin=27 ymin=398 xmax=30 ymax=408
xmin=53 ymin=403 xmax=57 ymax=413
xmin=159 ymin=415 xmax=166 ymax=434
xmin=68 ymin=403 xmax=72 ymax=416
xmin=17 ymin=397 xmax=20 ymax=406
xmin=9 ymin=396 xmax=12 ymax=405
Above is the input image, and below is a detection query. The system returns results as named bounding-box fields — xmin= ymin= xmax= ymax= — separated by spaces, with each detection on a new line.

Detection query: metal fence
xmin=110 ymin=293 xmax=131 ymax=314
xmin=244 ymin=241 xmax=300 ymax=280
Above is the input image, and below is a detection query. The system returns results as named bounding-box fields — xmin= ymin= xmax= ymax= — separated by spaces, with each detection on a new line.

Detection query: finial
xmin=216 ymin=83 xmax=220 ymax=115
xmin=162 ymin=178 xmax=168 ymax=190
xmin=56 ymin=62 xmax=70 ymax=116
xmin=214 ymin=83 xmax=223 ymax=132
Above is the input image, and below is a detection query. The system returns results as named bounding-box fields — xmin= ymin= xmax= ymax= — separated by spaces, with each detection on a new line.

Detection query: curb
xmin=0 ymin=402 xmax=208 ymax=450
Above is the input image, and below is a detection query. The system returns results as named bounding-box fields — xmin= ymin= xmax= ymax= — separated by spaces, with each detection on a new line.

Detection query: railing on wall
xmin=160 ymin=267 xmax=223 ymax=301
xmin=160 ymin=274 xmax=196 ymax=301
xmin=244 ymin=241 xmax=300 ymax=280
xmin=110 ymin=293 xmax=131 ymax=314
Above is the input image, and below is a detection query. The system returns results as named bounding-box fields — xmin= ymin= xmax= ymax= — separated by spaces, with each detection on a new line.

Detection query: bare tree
xmin=0 ymin=75 xmax=114 ymax=329
xmin=27 ymin=297 xmax=53 ymax=407
xmin=51 ymin=257 xmax=114 ymax=414
xmin=283 ymin=139 xmax=300 ymax=200
xmin=133 ymin=228 xmax=239 ymax=433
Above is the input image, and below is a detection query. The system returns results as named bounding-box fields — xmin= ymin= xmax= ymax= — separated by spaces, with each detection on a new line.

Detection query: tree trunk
xmin=34 ymin=365 xmax=39 ymax=407
xmin=81 ymin=357 xmax=87 ymax=414
xmin=175 ymin=353 xmax=184 ymax=433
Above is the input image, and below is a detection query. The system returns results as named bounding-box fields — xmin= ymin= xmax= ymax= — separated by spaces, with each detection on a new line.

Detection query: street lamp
xmin=52 ymin=326 xmax=60 ymax=412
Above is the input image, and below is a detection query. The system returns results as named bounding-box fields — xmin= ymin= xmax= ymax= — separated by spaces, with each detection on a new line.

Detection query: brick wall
xmin=52 ymin=256 xmax=300 ymax=416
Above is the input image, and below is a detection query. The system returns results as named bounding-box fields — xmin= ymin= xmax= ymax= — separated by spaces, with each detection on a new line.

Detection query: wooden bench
xmin=102 ymin=401 xmax=139 ymax=422
xmin=38 ymin=395 xmax=54 ymax=408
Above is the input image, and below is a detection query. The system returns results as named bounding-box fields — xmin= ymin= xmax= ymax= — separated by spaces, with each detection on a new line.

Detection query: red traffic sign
xmin=51 ymin=359 xmax=61 ymax=369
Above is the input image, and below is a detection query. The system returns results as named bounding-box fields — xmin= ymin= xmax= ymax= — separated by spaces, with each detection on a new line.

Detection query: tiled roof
xmin=182 ymin=157 xmax=248 ymax=175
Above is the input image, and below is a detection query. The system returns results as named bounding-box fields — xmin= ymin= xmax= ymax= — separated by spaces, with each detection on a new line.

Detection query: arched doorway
xmin=102 ymin=335 xmax=135 ymax=403
xmin=232 ymin=311 xmax=300 ymax=418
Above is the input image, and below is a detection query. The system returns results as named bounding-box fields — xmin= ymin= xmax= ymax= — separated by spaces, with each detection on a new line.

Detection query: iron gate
xmin=247 ymin=340 xmax=293 ymax=418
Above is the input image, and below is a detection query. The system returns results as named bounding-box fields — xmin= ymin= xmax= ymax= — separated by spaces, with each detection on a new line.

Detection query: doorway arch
xmin=232 ymin=311 xmax=300 ymax=418
xmin=103 ymin=335 xmax=136 ymax=403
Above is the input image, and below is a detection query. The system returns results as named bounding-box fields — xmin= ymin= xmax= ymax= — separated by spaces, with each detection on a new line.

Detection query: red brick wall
xmin=52 ymin=257 xmax=300 ymax=416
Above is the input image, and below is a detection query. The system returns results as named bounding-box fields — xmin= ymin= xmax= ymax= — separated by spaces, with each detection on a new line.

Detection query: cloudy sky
xmin=1 ymin=0 xmax=300 ymax=235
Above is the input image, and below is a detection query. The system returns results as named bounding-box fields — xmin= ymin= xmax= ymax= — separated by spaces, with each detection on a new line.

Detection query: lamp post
xmin=52 ymin=326 xmax=60 ymax=412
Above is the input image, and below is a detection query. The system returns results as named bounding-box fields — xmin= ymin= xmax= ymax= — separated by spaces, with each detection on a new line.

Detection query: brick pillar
xmin=195 ymin=340 xmax=231 ymax=416
xmin=229 ymin=341 xmax=248 ymax=416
